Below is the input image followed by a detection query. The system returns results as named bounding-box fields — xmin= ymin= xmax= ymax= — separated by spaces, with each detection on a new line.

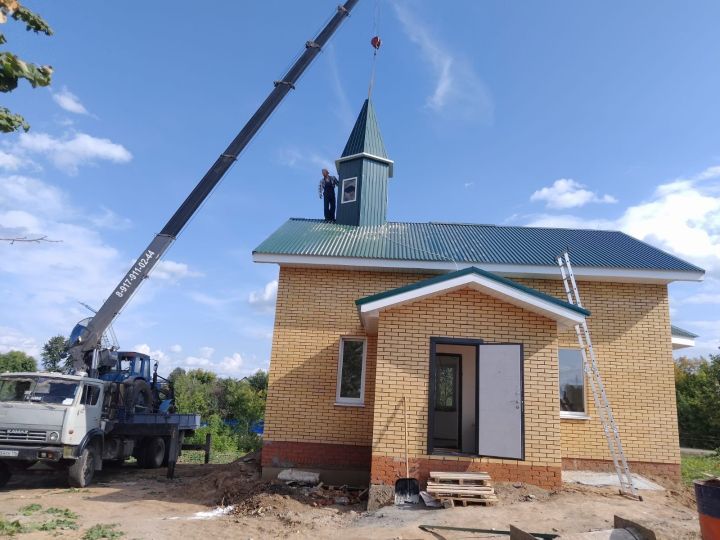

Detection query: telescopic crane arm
xmin=70 ymin=0 xmax=360 ymax=369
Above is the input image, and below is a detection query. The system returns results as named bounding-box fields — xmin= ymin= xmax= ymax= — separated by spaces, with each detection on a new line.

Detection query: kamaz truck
xmin=0 ymin=355 xmax=199 ymax=488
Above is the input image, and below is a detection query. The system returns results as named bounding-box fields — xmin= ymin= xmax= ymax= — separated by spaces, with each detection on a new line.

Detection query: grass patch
xmin=36 ymin=517 xmax=78 ymax=531
xmin=178 ymin=449 xmax=245 ymax=464
xmin=681 ymin=454 xmax=720 ymax=485
xmin=82 ymin=524 xmax=124 ymax=539
xmin=44 ymin=507 xmax=79 ymax=520
xmin=0 ymin=518 xmax=27 ymax=536
xmin=19 ymin=504 xmax=41 ymax=516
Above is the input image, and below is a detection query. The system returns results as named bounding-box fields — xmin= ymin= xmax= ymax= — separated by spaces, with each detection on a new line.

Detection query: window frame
xmin=335 ymin=336 xmax=367 ymax=406
xmin=340 ymin=177 xmax=358 ymax=204
xmin=559 ymin=347 xmax=589 ymax=420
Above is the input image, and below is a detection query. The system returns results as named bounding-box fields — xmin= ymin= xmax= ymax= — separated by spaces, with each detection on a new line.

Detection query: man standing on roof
xmin=318 ymin=168 xmax=339 ymax=222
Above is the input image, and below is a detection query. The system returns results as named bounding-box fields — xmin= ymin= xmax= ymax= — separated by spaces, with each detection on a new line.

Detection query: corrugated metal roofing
xmin=253 ymin=219 xmax=704 ymax=273
xmin=341 ymin=99 xmax=388 ymax=158
xmin=671 ymin=325 xmax=699 ymax=338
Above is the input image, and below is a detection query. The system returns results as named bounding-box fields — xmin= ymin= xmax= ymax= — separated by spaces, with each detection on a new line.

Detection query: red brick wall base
xmin=562 ymin=457 xmax=680 ymax=481
xmin=261 ymin=440 xmax=371 ymax=470
xmin=371 ymin=455 xmax=562 ymax=489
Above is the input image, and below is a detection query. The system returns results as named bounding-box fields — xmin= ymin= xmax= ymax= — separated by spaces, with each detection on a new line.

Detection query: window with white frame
xmin=341 ymin=177 xmax=357 ymax=204
xmin=559 ymin=348 xmax=585 ymax=417
xmin=336 ymin=337 xmax=366 ymax=405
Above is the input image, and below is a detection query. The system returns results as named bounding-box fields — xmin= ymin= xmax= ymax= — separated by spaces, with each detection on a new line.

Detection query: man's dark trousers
xmin=323 ymin=188 xmax=336 ymax=221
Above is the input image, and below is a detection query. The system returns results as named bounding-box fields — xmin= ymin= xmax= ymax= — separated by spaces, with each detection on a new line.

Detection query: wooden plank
xmin=426 ymin=487 xmax=495 ymax=494
xmin=426 ymin=483 xmax=494 ymax=490
xmin=429 ymin=492 xmax=497 ymax=499
xmin=429 ymin=471 xmax=491 ymax=481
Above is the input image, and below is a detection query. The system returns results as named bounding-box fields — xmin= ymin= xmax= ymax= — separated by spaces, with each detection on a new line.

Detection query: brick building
xmin=253 ymin=99 xmax=703 ymax=504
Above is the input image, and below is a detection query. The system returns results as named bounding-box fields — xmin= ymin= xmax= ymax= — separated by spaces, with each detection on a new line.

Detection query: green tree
xmin=0 ymin=349 xmax=36 ymax=372
xmin=0 ymin=0 xmax=53 ymax=133
xmin=41 ymin=335 xmax=69 ymax=372
xmin=675 ymin=354 xmax=720 ymax=449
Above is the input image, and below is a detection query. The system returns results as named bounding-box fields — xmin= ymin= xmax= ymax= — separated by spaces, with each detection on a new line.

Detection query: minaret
xmin=334 ymin=99 xmax=394 ymax=226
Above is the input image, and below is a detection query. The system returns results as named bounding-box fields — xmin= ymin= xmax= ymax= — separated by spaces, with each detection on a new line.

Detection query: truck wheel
xmin=68 ymin=446 xmax=97 ymax=488
xmin=0 ymin=461 xmax=11 ymax=488
xmin=129 ymin=379 xmax=153 ymax=414
xmin=143 ymin=437 xmax=165 ymax=469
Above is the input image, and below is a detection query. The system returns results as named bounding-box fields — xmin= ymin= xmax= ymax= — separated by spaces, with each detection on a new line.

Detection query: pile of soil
xmin=172 ymin=450 xmax=366 ymax=520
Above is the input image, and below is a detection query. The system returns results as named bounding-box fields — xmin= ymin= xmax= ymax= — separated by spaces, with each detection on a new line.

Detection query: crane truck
xmin=0 ymin=0 xmax=360 ymax=488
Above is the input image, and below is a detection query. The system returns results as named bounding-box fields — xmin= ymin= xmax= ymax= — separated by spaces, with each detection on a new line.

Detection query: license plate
xmin=0 ymin=449 xmax=19 ymax=457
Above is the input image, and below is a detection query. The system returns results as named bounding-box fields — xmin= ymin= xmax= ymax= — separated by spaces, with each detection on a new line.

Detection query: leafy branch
xmin=0 ymin=0 xmax=53 ymax=133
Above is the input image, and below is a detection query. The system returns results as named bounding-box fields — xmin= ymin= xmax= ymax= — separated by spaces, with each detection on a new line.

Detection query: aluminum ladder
xmin=557 ymin=251 xmax=640 ymax=499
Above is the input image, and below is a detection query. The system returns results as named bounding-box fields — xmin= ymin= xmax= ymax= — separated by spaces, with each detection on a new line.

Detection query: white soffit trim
xmin=252 ymin=253 xmax=705 ymax=284
xmin=672 ymin=335 xmax=696 ymax=350
xmin=335 ymin=152 xmax=395 ymax=177
xmin=357 ymin=273 xmax=586 ymax=335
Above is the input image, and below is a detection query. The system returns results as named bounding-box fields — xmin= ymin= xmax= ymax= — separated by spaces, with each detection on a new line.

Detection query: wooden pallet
xmin=426 ymin=471 xmax=497 ymax=507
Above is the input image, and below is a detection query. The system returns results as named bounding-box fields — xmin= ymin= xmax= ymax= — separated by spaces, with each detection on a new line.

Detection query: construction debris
xmin=277 ymin=469 xmax=320 ymax=485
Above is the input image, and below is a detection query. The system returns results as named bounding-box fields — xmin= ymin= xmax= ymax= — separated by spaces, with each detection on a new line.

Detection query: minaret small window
xmin=341 ymin=177 xmax=357 ymax=204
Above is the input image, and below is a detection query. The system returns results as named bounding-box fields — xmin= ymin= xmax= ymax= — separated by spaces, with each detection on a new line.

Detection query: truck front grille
xmin=0 ymin=429 xmax=46 ymax=442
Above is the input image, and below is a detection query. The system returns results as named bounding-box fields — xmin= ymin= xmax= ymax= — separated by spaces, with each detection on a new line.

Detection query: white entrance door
xmin=477 ymin=344 xmax=523 ymax=459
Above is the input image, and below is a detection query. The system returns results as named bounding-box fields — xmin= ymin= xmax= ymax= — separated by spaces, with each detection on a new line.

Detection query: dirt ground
xmin=0 ymin=456 xmax=702 ymax=540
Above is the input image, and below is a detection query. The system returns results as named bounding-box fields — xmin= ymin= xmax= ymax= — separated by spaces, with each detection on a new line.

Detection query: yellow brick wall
xmin=264 ymin=266 xmax=432 ymax=445
xmin=518 ymin=279 xmax=679 ymax=465
xmin=372 ymin=288 xmax=560 ymax=468
xmin=265 ymin=266 xmax=679 ymax=466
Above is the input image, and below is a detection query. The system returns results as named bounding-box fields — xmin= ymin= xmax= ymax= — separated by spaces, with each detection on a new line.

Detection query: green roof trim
xmin=671 ymin=325 xmax=698 ymax=339
xmin=355 ymin=266 xmax=591 ymax=317
xmin=341 ymin=99 xmax=388 ymax=158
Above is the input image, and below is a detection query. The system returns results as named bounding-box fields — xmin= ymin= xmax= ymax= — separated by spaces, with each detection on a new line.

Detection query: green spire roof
xmin=341 ymin=99 xmax=388 ymax=158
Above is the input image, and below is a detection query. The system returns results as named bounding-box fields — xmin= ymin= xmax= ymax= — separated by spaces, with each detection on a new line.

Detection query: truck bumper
xmin=0 ymin=444 xmax=64 ymax=462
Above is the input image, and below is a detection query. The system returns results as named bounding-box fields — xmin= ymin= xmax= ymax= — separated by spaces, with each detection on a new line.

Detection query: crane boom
xmin=70 ymin=0 xmax=360 ymax=367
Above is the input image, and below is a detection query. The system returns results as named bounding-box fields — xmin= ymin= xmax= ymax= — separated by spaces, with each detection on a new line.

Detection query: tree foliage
xmin=0 ymin=349 xmax=37 ymax=372
xmin=0 ymin=0 xmax=53 ymax=133
xmin=675 ymin=354 xmax=720 ymax=450
xmin=41 ymin=335 xmax=69 ymax=372
xmin=172 ymin=368 xmax=268 ymax=453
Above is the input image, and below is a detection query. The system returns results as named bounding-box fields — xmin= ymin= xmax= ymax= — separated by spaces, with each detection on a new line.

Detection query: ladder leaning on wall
xmin=557 ymin=251 xmax=640 ymax=499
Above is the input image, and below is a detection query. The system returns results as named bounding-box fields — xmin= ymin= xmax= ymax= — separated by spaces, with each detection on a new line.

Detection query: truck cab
xmin=0 ymin=372 xmax=105 ymax=487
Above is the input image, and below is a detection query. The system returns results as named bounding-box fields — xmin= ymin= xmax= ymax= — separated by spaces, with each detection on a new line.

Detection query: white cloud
xmin=51 ymin=87 xmax=89 ymax=115
xmin=0 ymin=326 xmax=40 ymax=358
xmin=151 ymin=260 xmax=203 ymax=282
xmin=220 ymin=352 xmax=243 ymax=373
xmin=278 ymin=147 xmax=334 ymax=173
xmin=0 ymin=150 xmax=24 ymax=171
xmin=199 ymin=346 xmax=215 ymax=359
xmin=325 ymin=43 xmax=354 ymax=131
xmin=89 ymin=207 xmax=133 ymax=230
xmin=169 ymin=344 xmax=182 ymax=353
xmin=392 ymin=1 xmax=492 ymax=121
xmin=133 ymin=343 xmax=169 ymax=365
xmin=531 ymin=179 xmax=617 ymax=209
xmin=248 ymin=280 xmax=278 ymax=313
xmin=18 ymin=132 xmax=131 ymax=175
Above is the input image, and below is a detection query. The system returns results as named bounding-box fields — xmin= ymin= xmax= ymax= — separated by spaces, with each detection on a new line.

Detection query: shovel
xmin=394 ymin=396 xmax=420 ymax=504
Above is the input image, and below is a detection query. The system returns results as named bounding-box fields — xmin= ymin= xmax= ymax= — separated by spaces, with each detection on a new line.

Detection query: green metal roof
xmin=253 ymin=219 xmax=704 ymax=273
xmin=355 ymin=266 xmax=591 ymax=316
xmin=671 ymin=325 xmax=699 ymax=338
xmin=341 ymin=99 xmax=388 ymax=158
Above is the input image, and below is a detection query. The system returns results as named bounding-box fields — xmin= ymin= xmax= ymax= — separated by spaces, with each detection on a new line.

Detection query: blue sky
xmin=1 ymin=1 xmax=719 ymax=376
